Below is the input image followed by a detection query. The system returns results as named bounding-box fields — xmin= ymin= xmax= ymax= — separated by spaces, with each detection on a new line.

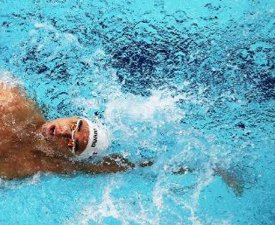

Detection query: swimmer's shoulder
xmin=0 ymin=82 xmax=27 ymax=111
xmin=0 ymin=74 xmax=36 ymax=116
xmin=0 ymin=71 xmax=45 ymax=122
xmin=0 ymin=72 xmax=25 ymax=99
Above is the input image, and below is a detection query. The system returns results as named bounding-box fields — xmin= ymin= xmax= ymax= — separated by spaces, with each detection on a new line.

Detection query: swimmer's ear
xmin=214 ymin=166 xmax=244 ymax=197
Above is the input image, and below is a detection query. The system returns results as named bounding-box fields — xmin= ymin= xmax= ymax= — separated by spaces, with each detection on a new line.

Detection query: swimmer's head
xmin=78 ymin=118 xmax=111 ymax=159
xmin=41 ymin=117 xmax=110 ymax=158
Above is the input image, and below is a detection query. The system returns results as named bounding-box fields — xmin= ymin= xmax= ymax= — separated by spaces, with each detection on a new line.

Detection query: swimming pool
xmin=0 ymin=0 xmax=274 ymax=224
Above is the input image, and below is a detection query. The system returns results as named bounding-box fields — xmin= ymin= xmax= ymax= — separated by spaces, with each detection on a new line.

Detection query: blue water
xmin=0 ymin=0 xmax=274 ymax=224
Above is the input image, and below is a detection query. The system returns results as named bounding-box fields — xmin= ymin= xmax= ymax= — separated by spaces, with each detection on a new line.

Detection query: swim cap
xmin=78 ymin=118 xmax=111 ymax=159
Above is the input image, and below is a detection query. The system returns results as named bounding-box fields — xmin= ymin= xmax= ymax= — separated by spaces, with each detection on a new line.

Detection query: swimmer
xmin=0 ymin=80 xmax=135 ymax=179
xmin=0 ymin=78 xmax=244 ymax=195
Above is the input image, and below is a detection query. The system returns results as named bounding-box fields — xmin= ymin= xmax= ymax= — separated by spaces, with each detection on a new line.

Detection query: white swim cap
xmin=78 ymin=118 xmax=111 ymax=159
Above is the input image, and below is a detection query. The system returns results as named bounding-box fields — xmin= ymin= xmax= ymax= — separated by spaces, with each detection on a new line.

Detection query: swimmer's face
xmin=41 ymin=117 xmax=89 ymax=157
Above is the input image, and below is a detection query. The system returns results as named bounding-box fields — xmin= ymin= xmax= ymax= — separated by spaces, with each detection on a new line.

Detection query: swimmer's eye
xmin=71 ymin=119 xmax=83 ymax=132
xmin=74 ymin=139 xmax=79 ymax=153
xmin=68 ymin=139 xmax=74 ymax=148
xmin=68 ymin=138 xmax=80 ymax=154
xmin=68 ymin=119 xmax=82 ymax=154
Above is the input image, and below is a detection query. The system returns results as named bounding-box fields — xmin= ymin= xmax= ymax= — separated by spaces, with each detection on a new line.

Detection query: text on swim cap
xmin=91 ymin=128 xmax=98 ymax=147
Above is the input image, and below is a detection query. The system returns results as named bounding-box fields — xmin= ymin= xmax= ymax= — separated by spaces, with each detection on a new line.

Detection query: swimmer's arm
xmin=213 ymin=167 xmax=244 ymax=196
xmin=39 ymin=155 xmax=135 ymax=175
xmin=172 ymin=165 xmax=244 ymax=196
xmin=0 ymin=156 xmax=133 ymax=180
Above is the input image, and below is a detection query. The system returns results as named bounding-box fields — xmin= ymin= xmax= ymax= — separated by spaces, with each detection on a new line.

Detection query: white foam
xmin=0 ymin=70 xmax=22 ymax=87
xmin=67 ymin=177 xmax=161 ymax=225
xmin=105 ymin=90 xmax=185 ymax=123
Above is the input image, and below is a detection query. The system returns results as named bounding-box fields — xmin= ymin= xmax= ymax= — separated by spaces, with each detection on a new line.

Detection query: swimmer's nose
xmin=55 ymin=126 xmax=71 ymax=137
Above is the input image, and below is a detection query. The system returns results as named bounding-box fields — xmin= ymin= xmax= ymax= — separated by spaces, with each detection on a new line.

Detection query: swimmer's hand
xmin=169 ymin=165 xmax=244 ymax=196
xmin=101 ymin=154 xmax=135 ymax=172
xmin=139 ymin=161 xmax=154 ymax=167
xmin=102 ymin=154 xmax=154 ymax=170
xmin=214 ymin=167 xmax=244 ymax=196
